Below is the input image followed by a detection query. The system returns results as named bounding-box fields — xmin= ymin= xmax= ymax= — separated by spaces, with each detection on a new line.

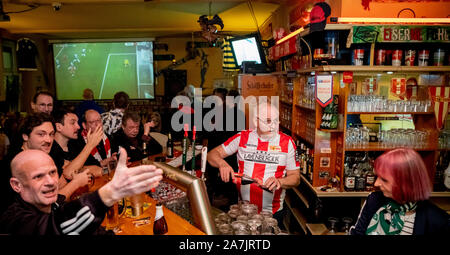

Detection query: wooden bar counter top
xmin=88 ymin=161 xmax=205 ymax=235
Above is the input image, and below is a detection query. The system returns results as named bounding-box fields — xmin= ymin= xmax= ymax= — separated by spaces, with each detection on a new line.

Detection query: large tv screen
xmin=52 ymin=40 xmax=154 ymax=100
xmin=229 ymin=34 xmax=265 ymax=66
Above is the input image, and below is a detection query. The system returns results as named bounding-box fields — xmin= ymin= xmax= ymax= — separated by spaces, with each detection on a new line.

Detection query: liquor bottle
xmin=166 ymin=132 xmax=174 ymax=158
xmin=344 ymin=162 xmax=355 ymax=192
xmin=153 ymin=202 xmax=168 ymax=235
xmin=354 ymin=168 xmax=366 ymax=191
xmin=295 ymin=140 xmax=300 ymax=163
xmin=307 ymin=149 xmax=314 ymax=182
xmin=364 ymin=153 xmax=375 ymax=191
xmin=302 ymin=148 xmax=309 ymax=176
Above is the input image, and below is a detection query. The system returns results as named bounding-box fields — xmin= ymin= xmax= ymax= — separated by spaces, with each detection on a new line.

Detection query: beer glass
xmin=129 ymin=193 xmax=144 ymax=217
xmin=106 ymin=202 xmax=120 ymax=231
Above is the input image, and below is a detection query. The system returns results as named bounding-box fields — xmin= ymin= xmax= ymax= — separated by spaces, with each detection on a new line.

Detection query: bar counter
xmin=88 ymin=160 xmax=206 ymax=235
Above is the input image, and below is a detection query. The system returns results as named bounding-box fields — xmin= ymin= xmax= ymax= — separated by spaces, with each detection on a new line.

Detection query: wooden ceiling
xmin=0 ymin=0 xmax=290 ymax=39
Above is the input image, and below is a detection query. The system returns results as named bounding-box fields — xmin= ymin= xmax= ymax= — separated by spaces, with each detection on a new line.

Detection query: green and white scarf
xmin=366 ymin=201 xmax=417 ymax=235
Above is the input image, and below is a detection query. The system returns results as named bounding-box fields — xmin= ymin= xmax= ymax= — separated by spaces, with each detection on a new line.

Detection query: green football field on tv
xmin=53 ymin=41 xmax=154 ymax=100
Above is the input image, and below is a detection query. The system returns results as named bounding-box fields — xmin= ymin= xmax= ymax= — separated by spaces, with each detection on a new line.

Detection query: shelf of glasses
xmin=297 ymin=65 xmax=450 ymax=74
xmin=345 ymin=142 xmax=437 ymax=152
xmin=347 ymin=111 xmax=434 ymax=115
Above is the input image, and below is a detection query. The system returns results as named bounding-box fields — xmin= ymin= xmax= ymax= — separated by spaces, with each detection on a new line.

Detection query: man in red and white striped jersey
xmin=208 ymin=101 xmax=300 ymax=227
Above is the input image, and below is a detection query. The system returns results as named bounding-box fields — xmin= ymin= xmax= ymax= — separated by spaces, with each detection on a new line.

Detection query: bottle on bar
xmin=307 ymin=149 xmax=314 ymax=182
xmin=344 ymin=161 xmax=355 ymax=192
xmin=302 ymin=148 xmax=309 ymax=176
xmin=354 ymin=168 xmax=366 ymax=192
xmin=153 ymin=202 xmax=168 ymax=235
xmin=166 ymin=132 xmax=174 ymax=158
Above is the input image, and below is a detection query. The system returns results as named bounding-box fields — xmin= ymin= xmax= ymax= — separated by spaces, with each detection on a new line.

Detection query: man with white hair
xmin=207 ymin=100 xmax=300 ymax=228
xmin=0 ymin=148 xmax=162 ymax=235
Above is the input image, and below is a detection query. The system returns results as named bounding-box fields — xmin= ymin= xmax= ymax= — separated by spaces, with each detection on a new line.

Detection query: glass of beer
xmin=129 ymin=193 xmax=144 ymax=217
xmin=106 ymin=202 xmax=120 ymax=231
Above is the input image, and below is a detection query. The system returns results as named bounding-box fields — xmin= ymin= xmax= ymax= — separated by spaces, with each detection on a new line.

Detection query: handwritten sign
xmin=316 ymin=75 xmax=333 ymax=107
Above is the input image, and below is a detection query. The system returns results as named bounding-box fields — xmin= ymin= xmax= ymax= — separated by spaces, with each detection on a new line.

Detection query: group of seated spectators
xmin=0 ymin=89 xmax=163 ymax=215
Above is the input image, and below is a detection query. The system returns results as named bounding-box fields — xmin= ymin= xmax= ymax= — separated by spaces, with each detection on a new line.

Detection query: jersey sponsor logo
xmin=243 ymin=150 xmax=279 ymax=164
xmin=245 ymin=143 xmax=257 ymax=147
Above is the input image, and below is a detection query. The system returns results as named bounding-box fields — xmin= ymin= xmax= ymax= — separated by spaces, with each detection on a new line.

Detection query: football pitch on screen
xmin=54 ymin=43 xmax=140 ymax=100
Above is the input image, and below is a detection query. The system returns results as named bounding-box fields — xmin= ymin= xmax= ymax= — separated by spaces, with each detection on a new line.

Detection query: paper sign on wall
xmin=316 ymin=75 xmax=333 ymax=107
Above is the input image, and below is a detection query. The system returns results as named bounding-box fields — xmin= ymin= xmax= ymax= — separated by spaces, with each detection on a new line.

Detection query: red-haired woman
xmin=351 ymin=148 xmax=449 ymax=235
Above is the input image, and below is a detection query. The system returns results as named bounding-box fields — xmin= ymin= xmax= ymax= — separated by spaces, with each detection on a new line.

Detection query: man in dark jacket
xmin=0 ymin=148 xmax=163 ymax=235
xmin=111 ymin=110 xmax=162 ymax=163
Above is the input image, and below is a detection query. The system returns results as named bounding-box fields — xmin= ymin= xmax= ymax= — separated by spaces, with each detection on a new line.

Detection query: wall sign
xmin=316 ymin=75 xmax=333 ymax=107
xmin=352 ymin=25 xmax=450 ymax=44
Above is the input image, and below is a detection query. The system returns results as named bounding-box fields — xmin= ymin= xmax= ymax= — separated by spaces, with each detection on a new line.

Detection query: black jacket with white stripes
xmin=0 ymin=191 xmax=113 ymax=235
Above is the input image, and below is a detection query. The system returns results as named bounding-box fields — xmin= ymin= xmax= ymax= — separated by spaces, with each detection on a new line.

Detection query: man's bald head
xmin=11 ymin=150 xmax=54 ymax=180
xmin=10 ymin=149 xmax=59 ymax=213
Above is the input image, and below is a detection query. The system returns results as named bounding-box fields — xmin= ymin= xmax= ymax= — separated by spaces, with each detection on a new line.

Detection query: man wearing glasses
xmin=208 ymin=101 xmax=300 ymax=229
xmin=70 ymin=109 xmax=118 ymax=169
xmin=31 ymin=91 xmax=54 ymax=115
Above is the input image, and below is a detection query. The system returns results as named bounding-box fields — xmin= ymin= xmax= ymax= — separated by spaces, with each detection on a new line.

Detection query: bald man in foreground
xmin=0 ymin=148 xmax=163 ymax=235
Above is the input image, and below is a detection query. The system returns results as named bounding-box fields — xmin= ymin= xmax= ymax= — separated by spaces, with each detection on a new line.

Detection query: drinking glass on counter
xmin=105 ymin=202 xmax=120 ymax=231
xmin=219 ymin=203 xmax=289 ymax=235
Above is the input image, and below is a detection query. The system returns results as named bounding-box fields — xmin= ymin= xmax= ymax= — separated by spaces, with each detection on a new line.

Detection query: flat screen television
xmin=51 ymin=39 xmax=154 ymax=100
xmin=229 ymin=33 xmax=266 ymax=69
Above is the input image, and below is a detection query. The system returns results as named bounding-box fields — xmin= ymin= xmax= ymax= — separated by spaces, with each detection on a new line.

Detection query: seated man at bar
xmin=51 ymin=108 xmax=104 ymax=188
xmin=30 ymin=91 xmax=54 ymax=115
xmin=0 ymin=148 xmax=163 ymax=235
xmin=70 ymin=109 xmax=118 ymax=168
xmin=111 ymin=110 xmax=162 ymax=162
xmin=208 ymin=101 xmax=300 ymax=228
xmin=4 ymin=113 xmax=91 ymax=204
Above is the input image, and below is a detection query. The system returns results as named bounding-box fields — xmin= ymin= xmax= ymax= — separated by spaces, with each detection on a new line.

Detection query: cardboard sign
xmin=316 ymin=75 xmax=333 ymax=107
xmin=390 ymin=78 xmax=406 ymax=98
xmin=343 ymin=71 xmax=353 ymax=83
xmin=429 ymin=86 xmax=450 ymax=130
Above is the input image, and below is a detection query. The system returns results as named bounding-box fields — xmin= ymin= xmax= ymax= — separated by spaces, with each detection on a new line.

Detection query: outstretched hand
xmin=98 ymin=147 xmax=163 ymax=207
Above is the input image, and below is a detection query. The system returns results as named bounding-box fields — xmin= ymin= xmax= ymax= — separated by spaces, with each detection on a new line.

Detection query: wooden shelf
xmin=345 ymin=143 xmax=437 ymax=151
xmin=280 ymin=100 xmax=293 ymax=106
xmin=285 ymin=194 xmax=308 ymax=235
xmin=297 ymin=65 xmax=450 ymax=74
xmin=301 ymin=175 xmax=450 ymax=197
xmin=348 ymin=112 xmax=434 ymax=115
xmin=306 ymin=223 xmax=327 ymax=235
xmin=293 ymin=186 xmax=310 ymax=209
xmin=295 ymin=104 xmax=315 ymax=111
xmin=318 ymin=128 xmax=343 ymax=133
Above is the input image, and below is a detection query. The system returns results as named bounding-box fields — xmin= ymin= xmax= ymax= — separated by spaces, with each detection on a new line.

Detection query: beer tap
xmin=201 ymin=146 xmax=208 ymax=181
xmin=182 ymin=124 xmax=189 ymax=172
xmin=191 ymin=125 xmax=196 ymax=176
